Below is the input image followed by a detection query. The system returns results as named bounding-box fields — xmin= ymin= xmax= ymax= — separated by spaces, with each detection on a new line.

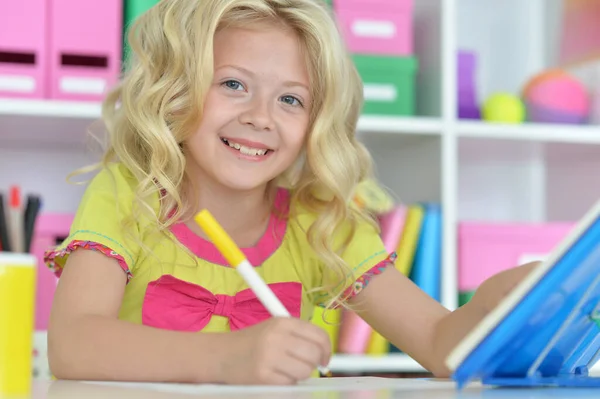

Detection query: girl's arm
xmin=49 ymin=249 xmax=332 ymax=384
xmin=351 ymin=262 xmax=538 ymax=377
xmin=48 ymin=249 xmax=226 ymax=383
xmin=349 ymin=266 xmax=452 ymax=377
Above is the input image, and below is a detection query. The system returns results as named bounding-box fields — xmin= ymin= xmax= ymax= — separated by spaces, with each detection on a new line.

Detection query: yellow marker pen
xmin=194 ymin=209 xmax=332 ymax=378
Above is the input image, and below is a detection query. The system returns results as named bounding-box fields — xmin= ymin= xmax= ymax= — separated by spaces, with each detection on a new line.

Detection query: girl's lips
xmin=220 ymin=138 xmax=274 ymax=162
xmin=220 ymin=137 xmax=273 ymax=151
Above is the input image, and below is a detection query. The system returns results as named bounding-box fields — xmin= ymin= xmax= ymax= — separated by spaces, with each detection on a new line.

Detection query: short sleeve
xmin=44 ymin=163 xmax=144 ymax=282
xmin=309 ymin=212 xmax=396 ymax=308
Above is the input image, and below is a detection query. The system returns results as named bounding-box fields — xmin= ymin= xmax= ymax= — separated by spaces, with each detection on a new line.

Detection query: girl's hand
xmin=470 ymin=261 xmax=541 ymax=314
xmin=429 ymin=260 xmax=542 ymax=377
xmin=217 ymin=317 xmax=332 ymax=385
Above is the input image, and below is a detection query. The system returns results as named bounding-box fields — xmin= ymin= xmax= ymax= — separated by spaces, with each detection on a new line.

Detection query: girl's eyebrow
xmin=282 ymin=81 xmax=309 ymax=91
xmin=216 ymin=64 xmax=255 ymax=76
xmin=216 ymin=64 xmax=309 ymax=91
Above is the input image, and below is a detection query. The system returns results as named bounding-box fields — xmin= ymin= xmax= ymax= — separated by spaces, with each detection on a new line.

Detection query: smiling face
xmin=184 ymin=22 xmax=311 ymax=194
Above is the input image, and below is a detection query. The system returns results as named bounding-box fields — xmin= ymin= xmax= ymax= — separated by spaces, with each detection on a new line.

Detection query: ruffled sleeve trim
xmin=44 ymin=240 xmax=133 ymax=283
xmin=317 ymin=252 xmax=397 ymax=308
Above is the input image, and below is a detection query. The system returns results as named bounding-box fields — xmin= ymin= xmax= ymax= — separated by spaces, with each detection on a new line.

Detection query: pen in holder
xmin=0 ymin=187 xmax=42 ymax=254
xmin=7 ymin=186 xmax=24 ymax=254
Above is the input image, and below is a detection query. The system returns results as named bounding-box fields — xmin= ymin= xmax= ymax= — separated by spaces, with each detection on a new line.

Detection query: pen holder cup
xmin=0 ymin=252 xmax=37 ymax=397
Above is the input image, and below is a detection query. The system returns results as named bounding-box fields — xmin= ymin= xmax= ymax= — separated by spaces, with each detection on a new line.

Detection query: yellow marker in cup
xmin=0 ymin=252 xmax=36 ymax=397
xmin=194 ymin=210 xmax=332 ymax=378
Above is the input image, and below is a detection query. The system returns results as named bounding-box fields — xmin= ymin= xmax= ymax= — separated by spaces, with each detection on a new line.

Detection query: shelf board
xmin=0 ymin=99 xmax=443 ymax=133
xmin=0 ymin=98 xmax=102 ymax=118
xmin=0 ymin=99 xmax=103 ymax=149
xmin=329 ymin=353 xmax=426 ymax=373
xmin=358 ymin=116 xmax=442 ymax=135
xmin=0 ymin=99 xmax=443 ymax=149
xmin=458 ymin=120 xmax=600 ymax=144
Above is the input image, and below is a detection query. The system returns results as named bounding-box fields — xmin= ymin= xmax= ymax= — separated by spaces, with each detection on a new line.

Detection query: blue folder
xmin=410 ymin=203 xmax=442 ymax=302
xmin=445 ymin=199 xmax=600 ymax=389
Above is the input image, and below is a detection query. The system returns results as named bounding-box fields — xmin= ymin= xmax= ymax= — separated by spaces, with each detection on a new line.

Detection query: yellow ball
xmin=482 ymin=93 xmax=526 ymax=123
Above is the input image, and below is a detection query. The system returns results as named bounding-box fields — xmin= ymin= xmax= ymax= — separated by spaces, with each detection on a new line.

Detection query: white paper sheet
xmin=82 ymin=377 xmax=458 ymax=395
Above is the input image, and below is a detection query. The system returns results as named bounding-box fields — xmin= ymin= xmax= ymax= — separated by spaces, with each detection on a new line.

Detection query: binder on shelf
xmin=31 ymin=213 xmax=74 ymax=331
xmin=378 ymin=205 xmax=407 ymax=254
xmin=49 ymin=0 xmax=123 ymax=101
xmin=446 ymin=198 xmax=600 ymax=388
xmin=409 ymin=203 xmax=441 ymax=301
xmin=394 ymin=204 xmax=424 ymax=276
xmin=366 ymin=330 xmax=389 ymax=355
xmin=0 ymin=0 xmax=48 ymax=99
xmin=336 ymin=308 xmax=372 ymax=354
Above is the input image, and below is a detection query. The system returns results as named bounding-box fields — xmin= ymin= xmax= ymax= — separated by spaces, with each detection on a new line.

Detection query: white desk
xmin=27 ymin=377 xmax=600 ymax=398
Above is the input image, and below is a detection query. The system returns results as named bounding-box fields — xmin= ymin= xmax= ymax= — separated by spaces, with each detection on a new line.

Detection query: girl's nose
xmin=238 ymin=97 xmax=275 ymax=131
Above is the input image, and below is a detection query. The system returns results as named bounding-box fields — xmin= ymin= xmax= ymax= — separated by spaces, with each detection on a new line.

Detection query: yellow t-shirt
xmin=45 ymin=163 xmax=394 ymax=332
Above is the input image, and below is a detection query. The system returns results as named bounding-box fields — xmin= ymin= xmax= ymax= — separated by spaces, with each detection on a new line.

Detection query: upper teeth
xmin=223 ymin=139 xmax=268 ymax=156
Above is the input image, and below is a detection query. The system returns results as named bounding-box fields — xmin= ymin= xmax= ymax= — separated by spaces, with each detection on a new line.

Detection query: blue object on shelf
xmin=447 ymin=198 xmax=600 ymax=389
xmin=410 ymin=203 xmax=441 ymax=302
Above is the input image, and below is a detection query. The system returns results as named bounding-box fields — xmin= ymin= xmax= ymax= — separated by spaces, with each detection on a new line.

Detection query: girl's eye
xmin=222 ymin=80 xmax=244 ymax=91
xmin=281 ymin=95 xmax=303 ymax=107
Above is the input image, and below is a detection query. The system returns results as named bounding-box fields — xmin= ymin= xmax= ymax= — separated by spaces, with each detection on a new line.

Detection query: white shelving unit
xmin=2 ymin=0 xmax=600 ymax=376
xmin=0 ymin=98 xmax=101 ymax=117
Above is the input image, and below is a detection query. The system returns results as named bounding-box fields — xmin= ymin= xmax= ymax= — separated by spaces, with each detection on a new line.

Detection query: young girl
xmin=45 ymin=0 xmax=538 ymax=386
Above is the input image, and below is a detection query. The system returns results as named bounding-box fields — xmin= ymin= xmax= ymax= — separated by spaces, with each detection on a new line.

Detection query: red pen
xmin=8 ymin=186 xmax=24 ymax=253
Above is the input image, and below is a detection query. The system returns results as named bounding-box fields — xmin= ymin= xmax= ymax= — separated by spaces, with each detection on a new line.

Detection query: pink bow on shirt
xmin=142 ymin=275 xmax=302 ymax=332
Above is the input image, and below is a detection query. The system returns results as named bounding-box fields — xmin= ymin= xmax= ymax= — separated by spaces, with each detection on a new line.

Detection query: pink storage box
xmin=334 ymin=0 xmax=413 ymax=56
xmin=0 ymin=0 xmax=48 ymax=98
xmin=30 ymin=213 xmax=74 ymax=331
xmin=48 ymin=0 xmax=123 ymax=101
xmin=458 ymin=222 xmax=576 ymax=292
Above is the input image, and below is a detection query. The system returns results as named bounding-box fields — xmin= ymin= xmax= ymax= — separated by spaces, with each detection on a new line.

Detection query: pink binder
xmin=337 ymin=309 xmax=372 ymax=354
xmin=336 ymin=206 xmax=406 ymax=354
xmin=378 ymin=205 xmax=407 ymax=254
xmin=48 ymin=0 xmax=123 ymax=101
xmin=31 ymin=213 xmax=74 ymax=331
xmin=0 ymin=0 xmax=48 ymax=98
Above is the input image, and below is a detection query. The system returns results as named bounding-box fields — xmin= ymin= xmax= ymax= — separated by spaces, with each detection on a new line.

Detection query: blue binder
xmin=410 ymin=203 xmax=442 ymax=302
xmin=445 ymin=199 xmax=600 ymax=389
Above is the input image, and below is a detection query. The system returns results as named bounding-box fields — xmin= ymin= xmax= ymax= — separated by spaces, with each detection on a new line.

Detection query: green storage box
xmin=123 ymin=0 xmax=160 ymax=63
xmin=352 ymin=54 xmax=417 ymax=116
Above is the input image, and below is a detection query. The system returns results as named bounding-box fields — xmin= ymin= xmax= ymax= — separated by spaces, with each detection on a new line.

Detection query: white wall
xmin=457 ymin=0 xmax=558 ymax=103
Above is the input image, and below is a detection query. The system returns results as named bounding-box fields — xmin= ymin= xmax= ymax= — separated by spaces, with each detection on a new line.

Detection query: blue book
xmin=445 ymin=199 xmax=600 ymax=388
xmin=410 ymin=203 xmax=441 ymax=301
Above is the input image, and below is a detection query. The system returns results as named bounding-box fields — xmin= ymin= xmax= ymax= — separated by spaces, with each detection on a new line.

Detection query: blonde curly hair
xmin=89 ymin=0 xmax=375 ymax=308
